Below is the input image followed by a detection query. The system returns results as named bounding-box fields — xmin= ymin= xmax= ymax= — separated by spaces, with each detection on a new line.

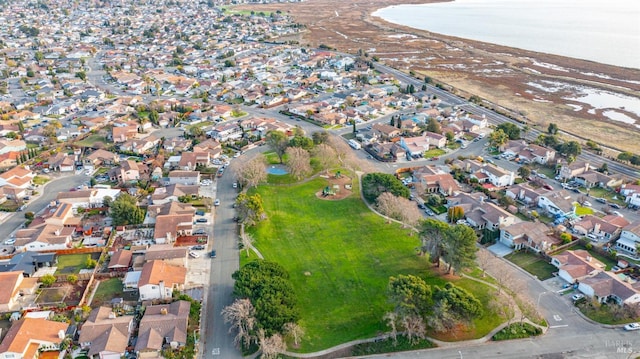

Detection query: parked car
xmin=417 ymin=203 xmax=426 ymax=209
xmin=210 ymin=250 xmax=217 ymax=258
xmin=613 ymin=211 xmax=624 ymax=217
xmin=4 ymin=238 xmax=16 ymax=245
xmin=571 ymin=293 xmax=585 ymax=301
xmin=232 ymin=182 xmax=237 ymax=188
xmin=196 ymin=210 xmax=205 ymax=216
xmin=188 ymin=251 xmax=200 ymax=259
xmin=595 ymin=197 xmax=607 ymax=204
xmin=543 ymin=184 xmax=553 ymax=190
xmin=624 ymin=323 xmax=640 ymax=331
xmin=610 ymin=203 xmax=621 ymax=209
xmin=582 ymin=201 xmax=592 ymax=207
xmin=191 ymin=245 xmax=205 ymax=250
xmin=193 ymin=229 xmax=206 ymax=235
xmin=214 ymin=199 xmax=220 ymax=206
xmin=196 ymin=218 xmax=208 ymax=223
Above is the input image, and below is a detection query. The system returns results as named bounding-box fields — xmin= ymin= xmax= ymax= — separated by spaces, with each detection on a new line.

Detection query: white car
xmin=571 ymin=293 xmax=585 ymax=301
xmin=232 ymin=182 xmax=237 ymax=188
xmin=624 ymin=323 xmax=640 ymax=331
xmin=214 ymin=199 xmax=220 ymax=206
xmin=613 ymin=211 xmax=624 ymax=217
xmin=4 ymin=238 xmax=16 ymax=245
xmin=188 ymin=251 xmax=200 ymax=259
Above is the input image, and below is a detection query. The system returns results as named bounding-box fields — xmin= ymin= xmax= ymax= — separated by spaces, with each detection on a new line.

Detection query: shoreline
xmin=235 ymin=0 xmax=640 ymax=153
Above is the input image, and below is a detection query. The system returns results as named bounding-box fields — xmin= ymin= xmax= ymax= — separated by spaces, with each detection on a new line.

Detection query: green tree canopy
xmin=362 ymin=173 xmax=410 ymax=202
xmin=109 ymin=193 xmax=144 ymax=226
xmin=288 ymin=135 xmax=314 ymax=150
xmin=235 ymin=193 xmax=266 ymax=226
xmin=387 ymin=274 xmax=433 ymax=317
xmin=547 ymin=122 xmax=559 ymax=135
xmin=266 ymin=131 xmax=289 ymax=164
xmin=442 ymin=224 xmax=478 ymax=273
xmin=233 ymin=261 xmax=299 ymax=336
xmin=426 ymin=118 xmax=441 ymax=134
xmin=488 ymin=129 xmax=509 ymax=148
xmin=496 ymin=123 xmax=520 ymax=140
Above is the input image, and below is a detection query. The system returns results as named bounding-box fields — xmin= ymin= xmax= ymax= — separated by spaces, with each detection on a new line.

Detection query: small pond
xmin=267 ymin=165 xmax=289 ymax=175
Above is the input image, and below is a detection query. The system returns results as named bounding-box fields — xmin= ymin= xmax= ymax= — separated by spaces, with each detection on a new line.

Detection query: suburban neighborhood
xmin=0 ymin=0 xmax=639 ymax=359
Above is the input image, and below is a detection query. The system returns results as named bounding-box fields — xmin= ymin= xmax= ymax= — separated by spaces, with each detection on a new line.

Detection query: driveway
xmin=487 ymin=242 xmax=514 ymax=257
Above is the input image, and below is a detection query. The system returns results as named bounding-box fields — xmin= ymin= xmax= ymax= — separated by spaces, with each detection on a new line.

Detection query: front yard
xmin=55 ymin=253 xmax=99 ymax=274
xmin=423 ymin=148 xmax=445 ymax=158
xmin=504 ymin=250 xmax=556 ymax=280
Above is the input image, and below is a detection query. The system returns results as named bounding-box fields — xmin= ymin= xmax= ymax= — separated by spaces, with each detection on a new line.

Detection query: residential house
xmin=615 ymin=221 xmax=640 ymax=256
xmin=399 ymin=132 xmax=446 ymax=156
xmin=167 ymin=170 xmax=200 ymax=186
xmin=0 ymin=318 xmax=69 ymax=359
xmin=78 ymin=307 xmax=134 ymax=359
xmin=138 ymin=260 xmax=187 ymax=301
xmin=471 ymin=164 xmax=515 ymax=188
xmin=447 ymin=192 xmax=517 ymax=230
xmin=0 ymin=166 xmax=35 ymax=190
xmin=56 ymin=188 xmax=121 ymax=211
xmin=135 ymin=301 xmax=191 ymax=357
xmin=151 ymin=184 xmax=199 ymax=205
xmin=14 ymin=224 xmax=73 ymax=252
xmin=574 ymin=170 xmax=623 ymax=189
xmin=207 ymin=123 xmax=242 ymax=142
xmin=0 ymin=252 xmax=57 ymax=277
xmin=523 ymin=144 xmax=556 ymax=165
xmin=371 ymin=123 xmax=401 ymax=141
xmin=192 ymin=139 xmax=223 ymax=159
xmin=0 ymin=139 xmax=26 ymax=155
xmin=143 ymin=244 xmax=188 ymax=268
xmin=572 ymin=215 xmax=629 ymax=241
xmin=412 ymin=166 xmax=460 ymax=196
xmin=148 ymin=201 xmax=196 ymax=244
xmin=537 ymin=190 xmax=576 ymax=217
xmin=109 ymin=160 xmax=149 ymax=184
xmin=559 ymin=161 xmax=590 ymax=180
xmin=550 ymin=250 xmax=606 ymax=284
xmin=499 ymin=221 xmax=558 ymax=252
xmin=47 ymin=152 xmax=75 ymax=172
xmin=178 ymin=152 xmax=210 ymax=170
xmin=0 ymin=271 xmax=39 ymax=312
xmin=107 ymin=249 xmax=132 ymax=272
xmin=579 ymin=271 xmax=640 ymax=306
xmin=84 ymin=149 xmax=119 ymax=168
xmin=505 ymin=183 xmax=548 ymax=206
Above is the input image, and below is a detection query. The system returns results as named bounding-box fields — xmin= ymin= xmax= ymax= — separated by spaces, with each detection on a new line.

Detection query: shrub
xmin=85 ymin=255 xmax=97 ymax=269
xmin=67 ymin=274 xmax=78 ymax=284
xmin=492 ymin=322 xmax=542 ymax=341
xmin=40 ymin=274 xmax=56 ymax=287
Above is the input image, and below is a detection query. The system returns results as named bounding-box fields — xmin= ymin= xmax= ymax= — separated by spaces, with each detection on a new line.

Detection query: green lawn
xmin=92 ymin=278 xmax=125 ymax=306
xmin=75 ymin=134 xmax=108 ymax=148
xmin=32 ymin=176 xmax=49 ymax=185
xmin=55 ymin=254 xmax=93 ymax=274
xmin=424 ymin=148 xmax=446 ymax=158
xmin=575 ymin=205 xmax=594 ymax=216
xmin=585 ymin=187 xmax=626 ymax=206
xmin=504 ymin=251 xmax=556 ymax=280
xmin=247 ymin=176 xmax=501 ymax=351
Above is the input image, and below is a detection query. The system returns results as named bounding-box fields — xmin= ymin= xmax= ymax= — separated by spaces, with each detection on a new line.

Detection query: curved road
xmin=0 ymin=173 xmax=88 ymax=241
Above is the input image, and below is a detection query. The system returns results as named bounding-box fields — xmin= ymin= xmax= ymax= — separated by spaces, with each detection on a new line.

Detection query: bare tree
xmin=235 ymin=157 xmax=267 ymax=189
xmin=402 ymin=314 xmax=426 ymax=344
xmin=284 ymin=322 xmax=305 ymax=348
xmin=426 ymin=300 xmax=456 ymax=333
xmin=285 ymin=146 xmax=311 ymax=180
xmin=257 ymin=329 xmax=286 ymax=359
xmin=383 ymin=312 xmax=399 ymax=346
xmin=313 ymin=143 xmax=337 ymax=174
xmin=476 ymin=248 xmax=494 ymax=278
xmin=221 ymin=298 xmax=256 ymax=349
xmin=376 ymin=192 xmax=422 ymax=227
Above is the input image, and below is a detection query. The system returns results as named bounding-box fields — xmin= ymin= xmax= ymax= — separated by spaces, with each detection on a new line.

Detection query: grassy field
xmin=504 ymin=251 xmax=556 ymax=280
xmin=75 ymin=134 xmax=109 ymax=148
xmin=247 ymin=176 xmax=501 ymax=351
xmin=55 ymin=254 xmax=93 ymax=274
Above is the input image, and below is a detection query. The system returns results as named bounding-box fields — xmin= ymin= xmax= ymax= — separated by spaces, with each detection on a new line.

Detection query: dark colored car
xmin=210 ymin=250 xmax=217 ymax=258
xmin=610 ymin=203 xmax=621 ymax=209
xmin=191 ymin=245 xmax=205 ymax=250
xmin=196 ymin=210 xmax=205 ymax=216
xmin=543 ymin=184 xmax=553 ymax=190
xmin=417 ymin=203 xmax=426 ymax=209
xmin=196 ymin=218 xmax=208 ymax=223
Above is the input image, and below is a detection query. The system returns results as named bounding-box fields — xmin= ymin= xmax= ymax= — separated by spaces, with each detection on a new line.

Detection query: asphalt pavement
xmin=0 ymin=173 xmax=88 ymax=242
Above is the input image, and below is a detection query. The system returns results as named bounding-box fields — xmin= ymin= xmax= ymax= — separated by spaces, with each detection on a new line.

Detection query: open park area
xmin=245 ymin=171 xmax=504 ymax=352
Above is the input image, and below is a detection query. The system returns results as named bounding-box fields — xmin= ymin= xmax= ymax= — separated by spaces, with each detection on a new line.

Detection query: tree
xmin=234 ymin=157 xmax=267 ymax=189
xmin=102 ymin=196 xmax=113 ymax=208
xmin=109 ymin=193 xmax=145 ymax=226
xmin=266 ymin=131 xmax=289 ymax=163
xmin=235 ymin=193 xmax=266 ymax=226
xmin=283 ymin=322 xmax=304 ymax=347
xmin=75 ymin=71 xmax=87 ymax=81
xmin=376 ymin=192 xmax=422 ymax=226
xmin=488 ymin=129 xmax=509 ymax=149
xmin=288 ymin=135 xmax=313 ymax=150
xmin=559 ymin=141 xmax=581 ymax=158
xmin=518 ymin=166 xmax=531 ymax=179
xmin=221 ymin=298 xmax=256 ymax=349
xmin=401 ymin=314 xmax=427 ymax=344
xmin=257 ymin=329 xmax=286 ymax=359
xmin=312 ymin=143 xmax=337 ymax=174
xmin=426 ymin=118 xmax=441 ymax=134
xmin=598 ymin=163 xmax=609 ymax=173
xmin=418 ymin=219 xmax=450 ymax=264
xmin=496 ymin=123 xmax=520 ymax=140
xmin=285 ymin=147 xmax=311 ymax=180
xmin=446 ymin=206 xmax=464 ymax=223
xmin=476 ymin=248 xmax=494 ymax=278
xmin=85 ymin=255 xmax=97 ymax=269
xmin=383 ymin=312 xmax=399 ymax=346
xmin=618 ymin=152 xmax=633 ymax=162
xmin=442 ymin=225 xmax=478 ymax=273
xmin=311 ymin=131 xmax=329 ymax=145
xmin=548 ymin=122 xmax=559 ymax=135
xmin=387 ymin=274 xmax=433 ymax=317
xmin=40 ymin=274 xmax=56 ymax=287
xmin=362 ymin=173 xmax=410 ymax=202
xmin=232 ymin=261 xmax=299 ymax=336
xmin=189 ymin=126 xmax=204 ymax=138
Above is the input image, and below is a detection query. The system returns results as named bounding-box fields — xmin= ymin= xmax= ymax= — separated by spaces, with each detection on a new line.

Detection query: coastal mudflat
xmin=236 ymin=0 xmax=640 ymax=154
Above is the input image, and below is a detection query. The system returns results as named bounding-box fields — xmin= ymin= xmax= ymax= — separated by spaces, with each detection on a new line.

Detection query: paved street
xmin=0 ymin=173 xmax=88 ymax=241
xmin=202 ymin=169 xmax=243 ymax=359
